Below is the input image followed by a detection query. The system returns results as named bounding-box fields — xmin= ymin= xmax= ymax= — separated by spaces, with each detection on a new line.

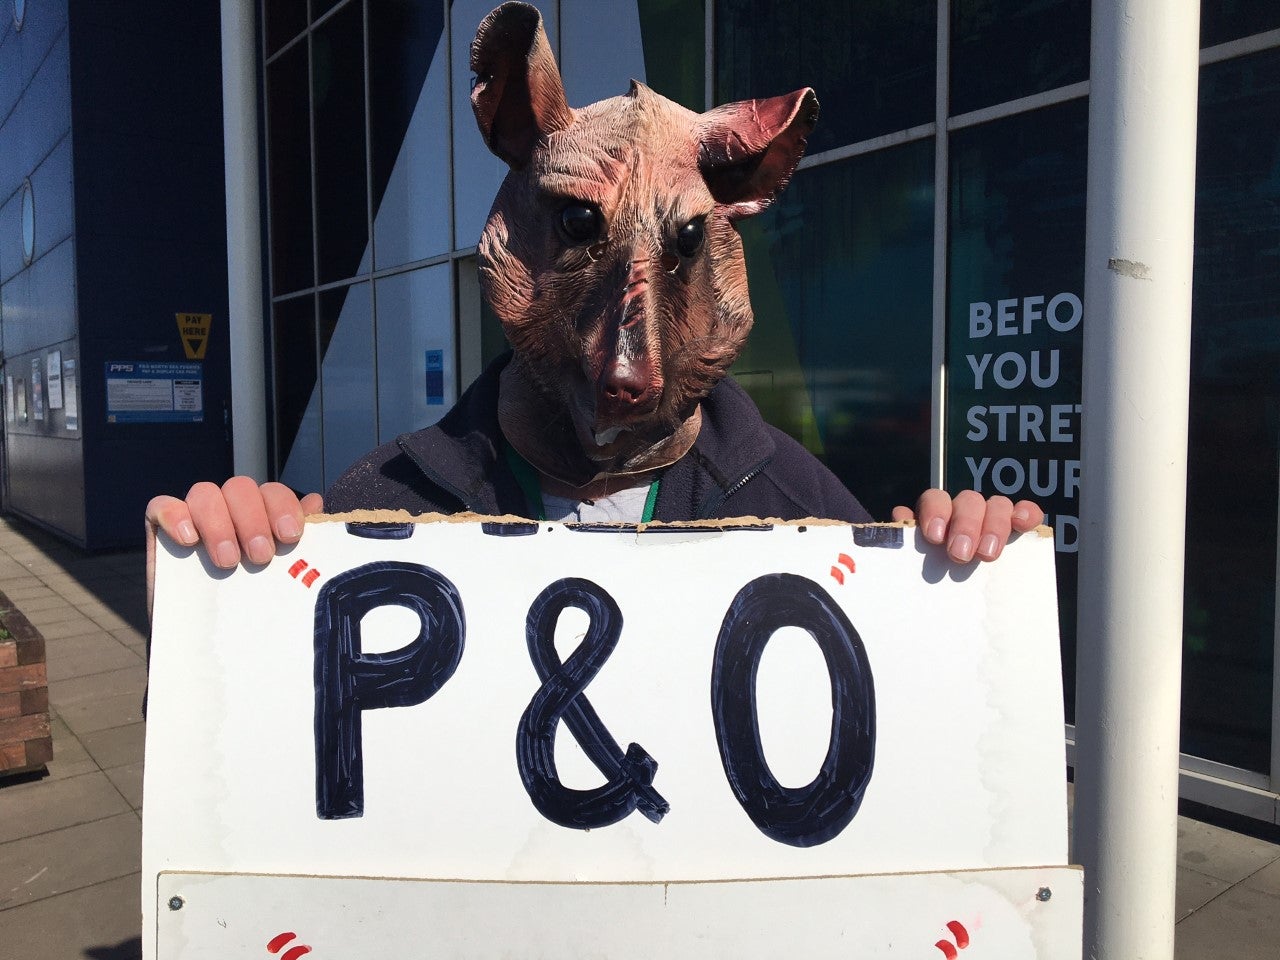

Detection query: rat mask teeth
xmin=593 ymin=426 xmax=624 ymax=446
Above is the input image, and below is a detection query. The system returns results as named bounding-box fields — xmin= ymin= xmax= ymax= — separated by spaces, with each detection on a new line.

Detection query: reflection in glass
xmin=945 ymin=100 xmax=1088 ymax=721
xmin=376 ymin=265 xmax=456 ymax=443
xmin=370 ymin=0 xmax=449 ymax=268
xmin=1201 ymin=2 xmax=1280 ymax=49
xmin=1182 ymin=48 xmax=1280 ymax=772
xmin=320 ymin=283 xmax=376 ymax=488
xmin=266 ymin=41 xmax=313 ymax=294
xmin=637 ymin=0 xmax=704 ymax=110
xmin=734 ymin=140 xmax=935 ymax=521
xmin=452 ymin=0 xmax=559 ymax=248
xmin=313 ymin=2 xmax=369 ymax=285
xmin=560 ymin=0 xmax=649 ymax=107
xmin=273 ymin=294 xmax=322 ymax=493
xmin=950 ymin=0 xmax=1089 ymax=116
xmin=264 ymin=0 xmax=306 ymax=56
xmin=716 ymin=0 xmax=934 ymax=151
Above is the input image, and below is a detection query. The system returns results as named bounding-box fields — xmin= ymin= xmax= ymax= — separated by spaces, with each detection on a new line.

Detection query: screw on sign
xmin=267 ymin=931 xmax=313 ymax=960
xmin=934 ymin=920 xmax=971 ymax=959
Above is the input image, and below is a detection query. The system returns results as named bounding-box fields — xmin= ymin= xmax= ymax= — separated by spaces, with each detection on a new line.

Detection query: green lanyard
xmin=502 ymin=442 xmax=659 ymax=522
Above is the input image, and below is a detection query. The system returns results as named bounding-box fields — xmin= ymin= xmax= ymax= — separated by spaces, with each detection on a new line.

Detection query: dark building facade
xmin=0 ymin=0 xmax=234 ymax=548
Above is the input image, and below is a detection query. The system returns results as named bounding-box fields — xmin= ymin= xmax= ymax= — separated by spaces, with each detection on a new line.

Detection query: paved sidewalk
xmin=0 ymin=513 xmax=1277 ymax=959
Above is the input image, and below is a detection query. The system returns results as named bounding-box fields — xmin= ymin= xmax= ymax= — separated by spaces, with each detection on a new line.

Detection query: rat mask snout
xmin=592 ymin=254 xmax=664 ymax=427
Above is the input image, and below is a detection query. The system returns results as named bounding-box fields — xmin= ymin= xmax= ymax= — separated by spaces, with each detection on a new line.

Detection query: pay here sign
xmin=143 ymin=517 xmax=1081 ymax=959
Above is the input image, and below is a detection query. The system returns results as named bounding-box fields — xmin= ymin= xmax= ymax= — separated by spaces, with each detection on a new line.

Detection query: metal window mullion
xmin=260 ymin=0 xmax=282 ymax=478
xmin=1200 ymin=26 xmax=1280 ymax=66
xmin=363 ymin=0 xmax=379 ymax=445
xmin=797 ymin=122 xmax=936 ymax=173
xmin=1272 ymin=442 xmax=1280 ymax=793
xmin=948 ymin=80 xmax=1089 ymax=132
xmin=930 ymin=0 xmax=950 ymax=488
xmin=446 ymin=0 xmax=463 ymax=403
xmin=704 ymin=0 xmax=714 ymax=109
xmin=307 ymin=23 xmax=326 ymax=488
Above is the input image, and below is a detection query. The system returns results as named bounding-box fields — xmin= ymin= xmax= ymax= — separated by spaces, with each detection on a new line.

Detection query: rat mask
xmin=471 ymin=2 xmax=817 ymax=491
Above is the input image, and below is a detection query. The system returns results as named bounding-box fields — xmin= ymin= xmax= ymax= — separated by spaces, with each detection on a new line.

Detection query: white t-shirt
xmin=540 ymin=483 xmax=653 ymax=523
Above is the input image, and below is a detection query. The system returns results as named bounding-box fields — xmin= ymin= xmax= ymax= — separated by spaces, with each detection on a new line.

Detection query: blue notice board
xmin=425 ymin=349 xmax=444 ymax=406
xmin=105 ymin=361 xmax=204 ymax=424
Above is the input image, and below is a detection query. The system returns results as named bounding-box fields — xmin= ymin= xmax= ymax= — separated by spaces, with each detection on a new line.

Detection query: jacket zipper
xmin=698 ymin=458 xmax=770 ymax=519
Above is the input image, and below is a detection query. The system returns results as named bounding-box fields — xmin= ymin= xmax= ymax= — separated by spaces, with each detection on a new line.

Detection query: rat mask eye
xmin=676 ymin=218 xmax=705 ymax=258
xmin=559 ymin=204 xmax=600 ymax=245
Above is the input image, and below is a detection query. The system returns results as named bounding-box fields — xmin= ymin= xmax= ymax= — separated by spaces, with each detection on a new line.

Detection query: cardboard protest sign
xmin=143 ymin=518 xmax=1080 ymax=959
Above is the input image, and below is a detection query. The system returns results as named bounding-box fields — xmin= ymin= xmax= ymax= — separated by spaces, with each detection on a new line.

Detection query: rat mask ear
xmin=470 ymin=2 xmax=573 ymax=169
xmin=697 ymin=88 xmax=819 ymax=220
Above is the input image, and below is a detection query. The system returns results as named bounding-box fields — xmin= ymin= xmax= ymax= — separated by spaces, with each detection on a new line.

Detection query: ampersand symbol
xmin=516 ymin=578 xmax=670 ymax=829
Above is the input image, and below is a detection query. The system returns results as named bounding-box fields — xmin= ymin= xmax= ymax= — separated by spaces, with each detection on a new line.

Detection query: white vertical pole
xmin=1073 ymin=1 xmax=1200 ymax=958
xmin=221 ymin=0 xmax=269 ymax=479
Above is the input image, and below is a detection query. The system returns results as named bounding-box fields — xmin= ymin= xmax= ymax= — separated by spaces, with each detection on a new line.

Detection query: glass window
xmin=950 ymin=0 xmax=1089 ymax=116
xmin=312 ymin=2 xmax=369 ymax=285
xmin=375 ymin=264 xmax=456 ymax=443
xmin=1202 ymin=1 xmax=1280 ymax=49
xmin=312 ymin=0 xmax=344 ymax=22
xmin=636 ymin=0 xmax=704 ymax=110
xmin=451 ymin=0 xmax=559 ymax=249
xmin=560 ymin=0 xmax=650 ymax=107
xmin=264 ymin=0 xmax=307 ymax=56
xmin=734 ymin=139 xmax=935 ymax=521
xmin=320 ymin=282 xmax=377 ymax=488
xmin=1181 ymin=48 xmax=1280 ymax=773
xmin=273 ymin=294 xmax=323 ymax=494
xmin=266 ymin=40 xmax=313 ymax=295
xmin=945 ymin=100 xmax=1088 ymax=721
xmin=370 ymin=0 xmax=450 ymax=268
xmin=716 ymin=0 xmax=934 ymax=152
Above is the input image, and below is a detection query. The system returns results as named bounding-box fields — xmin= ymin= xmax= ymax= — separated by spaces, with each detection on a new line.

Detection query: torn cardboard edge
xmin=307 ymin=509 xmax=1055 ymax=539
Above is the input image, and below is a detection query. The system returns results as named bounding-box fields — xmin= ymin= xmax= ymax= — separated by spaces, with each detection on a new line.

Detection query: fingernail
xmin=979 ymin=534 xmax=999 ymax=559
xmin=214 ymin=541 xmax=239 ymax=568
xmin=277 ymin=515 xmax=301 ymax=540
xmin=247 ymin=535 xmax=273 ymax=565
xmin=177 ymin=521 xmax=197 ymax=545
xmin=926 ymin=518 xmax=946 ymax=543
xmin=1013 ymin=508 xmax=1030 ymax=524
xmin=951 ymin=534 xmax=973 ymax=562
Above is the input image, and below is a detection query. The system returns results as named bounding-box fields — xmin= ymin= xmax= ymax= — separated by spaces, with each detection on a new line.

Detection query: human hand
xmin=145 ymin=479 xmax=323 ymax=618
xmin=891 ymin=489 xmax=1042 ymax=564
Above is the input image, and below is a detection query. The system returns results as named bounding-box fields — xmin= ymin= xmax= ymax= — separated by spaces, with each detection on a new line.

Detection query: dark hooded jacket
xmin=325 ymin=355 xmax=872 ymax=524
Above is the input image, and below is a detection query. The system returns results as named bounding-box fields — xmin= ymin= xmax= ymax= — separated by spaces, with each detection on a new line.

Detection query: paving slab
xmin=106 ymin=760 xmax=144 ymax=811
xmin=1177 ymin=815 xmax=1280 ymax=885
xmin=42 ymin=714 xmax=99 ymax=781
xmin=29 ymin=615 xmax=106 ymax=641
xmin=0 ymin=769 xmax=131 ymax=844
xmin=0 ymin=873 xmax=141 ymax=960
xmin=1241 ymin=856 xmax=1280 ymax=899
xmin=1174 ymin=882 xmax=1280 ymax=959
xmin=81 ymin=722 xmax=147 ymax=771
xmin=44 ymin=631 xmax=145 ymax=682
xmin=0 ymin=810 xmax=141 ymax=909
xmin=1176 ymin=865 xmax=1231 ymax=921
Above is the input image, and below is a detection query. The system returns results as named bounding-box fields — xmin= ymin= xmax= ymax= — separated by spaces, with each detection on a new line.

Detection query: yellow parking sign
xmin=176 ymin=313 xmax=212 ymax=360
